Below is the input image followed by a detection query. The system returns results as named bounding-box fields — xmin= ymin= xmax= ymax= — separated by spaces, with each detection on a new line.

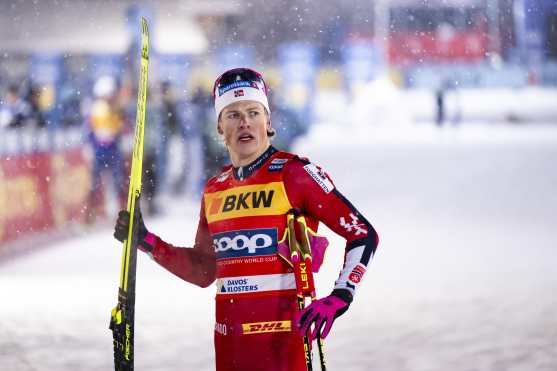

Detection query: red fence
xmin=0 ymin=148 xmax=91 ymax=246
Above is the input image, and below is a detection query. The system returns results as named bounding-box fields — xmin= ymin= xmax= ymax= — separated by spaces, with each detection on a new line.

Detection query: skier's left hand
xmin=296 ymin=289 xmax=352 ymax=342
xmin=113 ymin=209 xmax=153 ymax=253
xmin=113 ymin=209 xmax=148 ymax=243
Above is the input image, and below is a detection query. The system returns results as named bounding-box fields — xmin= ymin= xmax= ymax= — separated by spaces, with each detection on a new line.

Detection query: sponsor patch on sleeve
xmin=348 ymin=263 xmax=367 ymax=285
xmin=303 ymin=163 xmax=334 ymax=194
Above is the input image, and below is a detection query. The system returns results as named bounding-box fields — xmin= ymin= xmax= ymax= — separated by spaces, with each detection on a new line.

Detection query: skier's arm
xmin=283 ymin=158 xmax=379 ymax=340
xmin=113 ymin=202 xmax=216 ymax=288
xmin=149 ymin=201 xmax=216 ymax=288
xmin=283 ymin=158 xmax=379 ymax=299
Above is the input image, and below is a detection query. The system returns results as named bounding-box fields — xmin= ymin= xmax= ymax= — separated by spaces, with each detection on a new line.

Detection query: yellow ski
xmin=109 ymin=16 xmax=149 ymax=371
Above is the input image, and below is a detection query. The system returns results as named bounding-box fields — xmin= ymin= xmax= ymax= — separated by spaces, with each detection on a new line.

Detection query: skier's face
xmin=218 ymin=100 xmax=271 ymax=166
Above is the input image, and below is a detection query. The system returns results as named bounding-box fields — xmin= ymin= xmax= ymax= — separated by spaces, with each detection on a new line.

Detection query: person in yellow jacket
xmin=86 ymin=75 xmax=127 ymax=222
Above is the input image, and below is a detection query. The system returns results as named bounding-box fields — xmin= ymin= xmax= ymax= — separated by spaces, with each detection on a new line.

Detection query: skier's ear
xmin=266 ymin=121 xmax=275 ymax=137
xmin=217 ymin=123 xmax=224 ymax=135
xmin=266 ymin=115 xmax=275 ymax=137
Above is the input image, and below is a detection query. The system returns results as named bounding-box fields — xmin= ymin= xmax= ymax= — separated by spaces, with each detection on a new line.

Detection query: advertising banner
xmin=0 ymin=148 xmax=91 ymax=247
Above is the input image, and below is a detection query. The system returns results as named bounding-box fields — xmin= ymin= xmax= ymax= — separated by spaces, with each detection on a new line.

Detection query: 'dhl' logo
xmin=217 ymin=190 xmax=274 ymax=213
xmin=242 ymin=320 xmax=291 ymax=335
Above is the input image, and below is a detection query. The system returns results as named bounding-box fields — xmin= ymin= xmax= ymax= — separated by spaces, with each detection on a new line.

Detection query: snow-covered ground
xmin=1 ymin=121 xmax=557 ymax=371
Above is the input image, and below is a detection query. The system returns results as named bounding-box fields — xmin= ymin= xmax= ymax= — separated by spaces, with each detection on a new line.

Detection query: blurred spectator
xmin=85 ymin=75 xmax=127 ymax=223
xmin=0 ymin=83 xmax=45 ymax=129
xmin=435 ymin=83 xmax=446 ymax=126
xmin=22 ymin=84 xmax=47 ymax=128
xmin=0 ymin=84 xmax=28 ymax=128
xmin=141 ymin=84 xmax=164 ymax=216
xmin=58 ymin=83 xmax=84 ymax=127
xmin=176 ymin=86 xmax=205 ymax=198
xmin=436 ymin=79 xmax=455 ymax=127
xmin=156 ymin=81 xmax=181 ymax=193
xmin=196 ymin=86 xmax=228 ymax=182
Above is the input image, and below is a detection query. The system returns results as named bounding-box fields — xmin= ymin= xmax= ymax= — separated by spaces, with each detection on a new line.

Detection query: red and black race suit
xmin=146 ymin=146 xmax=378 ymax=371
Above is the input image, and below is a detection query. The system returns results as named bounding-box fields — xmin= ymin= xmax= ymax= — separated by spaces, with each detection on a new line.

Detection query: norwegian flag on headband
xmin=214 ymin=72 xmax=270 ymax=119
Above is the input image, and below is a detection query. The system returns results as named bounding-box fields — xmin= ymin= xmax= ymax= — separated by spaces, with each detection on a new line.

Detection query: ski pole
xmin=287 ymin=213 xmax=313 ymax=371
xmin=295 ymin=214 xmax=327 ymax=371
xmin=287 ymin=212 xmax=327 ymax=371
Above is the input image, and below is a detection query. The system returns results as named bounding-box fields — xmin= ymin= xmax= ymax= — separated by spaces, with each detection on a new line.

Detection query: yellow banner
xmin=242 ymin=320 xmax=291 ymax=335
xmin=204 ymin=182 xmax=292 ymax=224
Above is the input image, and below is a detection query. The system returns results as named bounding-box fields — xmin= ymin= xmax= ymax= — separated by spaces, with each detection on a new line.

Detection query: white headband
xmin=214 ymin=80 xmax=270 ymax=120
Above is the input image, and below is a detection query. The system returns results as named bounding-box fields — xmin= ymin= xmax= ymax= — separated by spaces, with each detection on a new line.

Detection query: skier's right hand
xmin=113 ymin=209 xmax=153 ymax=253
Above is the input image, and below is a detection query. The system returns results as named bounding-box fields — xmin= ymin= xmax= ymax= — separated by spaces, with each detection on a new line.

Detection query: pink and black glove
xmin=113 ymin=209 xmax=153 ymax=253
xmin=297 ymin=289 xmax=353 ymax=342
